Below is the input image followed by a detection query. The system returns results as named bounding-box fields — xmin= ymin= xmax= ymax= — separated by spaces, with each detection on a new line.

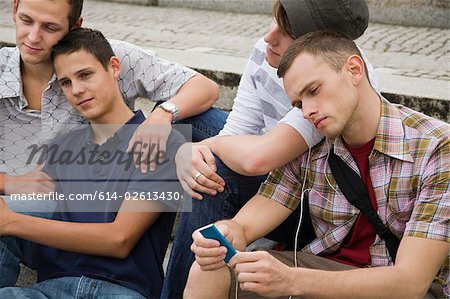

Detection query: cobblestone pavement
xmin=0 ymin=0 xmax=448 ymax=82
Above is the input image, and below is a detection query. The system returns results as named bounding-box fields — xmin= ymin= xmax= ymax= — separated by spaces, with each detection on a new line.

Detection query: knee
xmin=184 ymin=262 xmax=231 ymax=299
xmin=183 ymin=262 xmax=201 ymax=299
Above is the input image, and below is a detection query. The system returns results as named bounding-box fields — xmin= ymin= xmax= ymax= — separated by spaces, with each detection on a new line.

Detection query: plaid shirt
xmin=259 ymin=98 xmax=449 ymax=294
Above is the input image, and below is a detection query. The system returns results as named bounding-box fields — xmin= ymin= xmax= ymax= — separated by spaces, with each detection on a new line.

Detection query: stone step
xmin=153 ymin=46 xmax=449 ymax=122
xmin=1 ymin=39 xmax=448 ymax=122
xmin=1 ymin=0 xmax=448 ymax=122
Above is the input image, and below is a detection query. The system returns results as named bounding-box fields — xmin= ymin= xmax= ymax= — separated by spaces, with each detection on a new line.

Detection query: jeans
xmin=161 ymin=157 xmax=267 ymax=299
xmin=151 ymin=104 xmax=228 ymax=143
xmin=0 ymin=236 xmax=39 ymax=287
xmin=0 ymin=211 xmax=53 ymax=288
xmin=177 ymin=107 xmax=228 ymax=142
xmin=0 ymin=276 xmax=146 ymax=298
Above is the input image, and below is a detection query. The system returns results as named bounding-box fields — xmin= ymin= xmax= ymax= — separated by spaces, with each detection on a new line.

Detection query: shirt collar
xmin=0 ymin=47 xmax=22 ymax=99
xmin=124 ymin=109 xmax=146 ymax=125
xmin=312 ymin=97 xmax=413 ymax=163
xmin=311 ymin=139 xmax=361 ymax=172
xmin=373 ymin=97 xmax=413 ymax=162
xmin=0 ymin=47 xmax=59 ymax=102
xmin=84 ymin=110 xmax=146 ymax=147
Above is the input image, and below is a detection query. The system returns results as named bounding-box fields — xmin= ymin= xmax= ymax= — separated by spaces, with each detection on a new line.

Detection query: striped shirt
xmin=0 ymin=39 xmax=195 ymax=175
xmin=258 ymin=98 xmax=450 ymax=294
xmin=219 ymin=38 xmax=379 ymax=149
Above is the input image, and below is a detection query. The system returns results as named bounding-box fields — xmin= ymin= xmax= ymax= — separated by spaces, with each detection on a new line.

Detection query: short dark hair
xmin=18 ymin=0 xmax=83 ymax=29
xmin=273 ymin=0 xmax=295 ymax=38
xmin=278 ymin=31 xmax=366 ymax=78
xmin=67 ymin=0 xmax=83 ymax=29
xmin=51 ymin=28 xmax=114 ymax=70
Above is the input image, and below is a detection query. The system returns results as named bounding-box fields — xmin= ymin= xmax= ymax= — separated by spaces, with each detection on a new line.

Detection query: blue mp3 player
xmin=199 ymin=223 xmax=237 ymax=263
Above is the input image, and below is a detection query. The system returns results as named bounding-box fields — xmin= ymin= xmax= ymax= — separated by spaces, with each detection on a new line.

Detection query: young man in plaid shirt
xmin=187 ymin=31 xmax=449 ymax=299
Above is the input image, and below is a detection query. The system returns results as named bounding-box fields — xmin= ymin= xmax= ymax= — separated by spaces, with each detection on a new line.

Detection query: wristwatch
xmin=157 ymin=102 xmax=179 ymax=123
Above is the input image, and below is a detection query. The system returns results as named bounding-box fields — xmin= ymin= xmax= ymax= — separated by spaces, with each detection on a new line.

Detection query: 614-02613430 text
xmin=9 ymin=191 xmax=183 ymax=201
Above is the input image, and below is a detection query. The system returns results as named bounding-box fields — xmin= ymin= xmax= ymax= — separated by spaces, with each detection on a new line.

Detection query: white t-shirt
xmin=219 ymin=38 xmax=379 ymax=148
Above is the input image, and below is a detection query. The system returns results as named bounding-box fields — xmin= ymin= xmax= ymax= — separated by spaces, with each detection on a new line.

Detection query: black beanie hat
xmin=280 ymin=0 xmax=370 ymax=39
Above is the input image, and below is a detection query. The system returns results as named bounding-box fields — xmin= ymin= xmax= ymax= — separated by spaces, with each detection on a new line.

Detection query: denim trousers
xmin=0 ymin=275 xmax=146 ymax=298
xmin=0 ymin=107 xmax=229 ymax=294
xmin=175 ymin=106 xmax=229 ymax=143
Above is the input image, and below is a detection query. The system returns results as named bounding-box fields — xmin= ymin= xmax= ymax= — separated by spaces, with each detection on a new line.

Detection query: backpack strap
xmin=328 ymin=149 xmax=400 ymax=262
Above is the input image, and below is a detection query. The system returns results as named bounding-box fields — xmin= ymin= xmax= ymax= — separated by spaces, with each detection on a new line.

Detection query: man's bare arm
xmin=232 ymin=236 xmax=448 ymax=298
xmin=0 ymin=165 xmax=55 ymax=195
xmin=286 ymin=236 xmax=448 ymax=299
xmin=128 ymin=74 xmax=219 ymax=173
xmin=180 ymin=124 xmax=311 ymax=198
xmin=0 ymin=196 xmax=161 ymax=259
xmin=207 ymin=124 xmax=309 ymax=176
xmin=231 ymin=194 xmax=293 ymax=247
xmin=165 ymin=73 xmax=219 ymax=120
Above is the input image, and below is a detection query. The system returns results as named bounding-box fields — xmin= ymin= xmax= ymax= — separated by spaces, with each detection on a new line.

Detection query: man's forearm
xmin=2 ymin=210 xmax=159 ymax=258
xmin=291 ymin=266 xmax=427 ymax=299
xmin=167 ymin=74 xmax=219 ymax=120
xmin=289 ymin=237 xmax=447 ymax=299
xmin=233 ymin=195 xmax=292 ymax=245
xmin=215 ymin=219 xmax=248 ymax=251
xmin=207 ymin=135 xmax=267 ymax=175
xmin=3 ymin=212 xmax=125 ymax=257
xmin=208 ymin=124 xmax=309 ymax=176
xmin=0 ymin=173 xmax=5 ymax=193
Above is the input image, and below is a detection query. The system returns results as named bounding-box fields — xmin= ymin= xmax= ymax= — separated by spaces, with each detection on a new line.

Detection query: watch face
xmin=162 ymin=102 xmax=176 ymax=112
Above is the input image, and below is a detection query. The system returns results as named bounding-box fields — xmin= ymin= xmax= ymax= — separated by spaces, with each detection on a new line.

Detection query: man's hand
xmin=175 ymin=143 xmax=225 ymax=200
xmin=230 ymin=251 xmax=294 ymax=297
xmin=4 ymin=165 xmax=55 ymax=195
xmin=0 ymin=196 xmax=14 ymax=236
xmin=191 ymin=224 xmax=234 ymax=271
xmin=127 ymin=108 xmax=172 ymax=173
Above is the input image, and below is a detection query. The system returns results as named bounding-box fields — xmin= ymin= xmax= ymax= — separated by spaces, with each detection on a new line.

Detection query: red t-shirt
xmin=327 ymin=138 xmax=377 ymax=267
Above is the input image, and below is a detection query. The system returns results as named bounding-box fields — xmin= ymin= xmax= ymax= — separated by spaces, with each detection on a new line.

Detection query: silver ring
xmin=194 ymin=171 xmax=202 ymax=181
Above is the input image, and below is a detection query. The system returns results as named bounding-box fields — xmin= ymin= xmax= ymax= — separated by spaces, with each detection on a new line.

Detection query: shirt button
xmin=99 ymin=156 xmax=104 ymax=161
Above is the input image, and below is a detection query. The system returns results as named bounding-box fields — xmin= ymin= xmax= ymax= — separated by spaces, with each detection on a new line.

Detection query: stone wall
xmin=101 ymin=0 xmax=157 ymax=5
xmin=157 ymin=0 xmax=272 ymax=14
xmin=366 ymin=0 xmax=449 ymax=29
xmin=194 ymin=68 xmax=450 ymax=122
xmin=0 ymin=42 xmax=13 ymax=47
xmin=1 ymin=41 xmax=448 ymax=122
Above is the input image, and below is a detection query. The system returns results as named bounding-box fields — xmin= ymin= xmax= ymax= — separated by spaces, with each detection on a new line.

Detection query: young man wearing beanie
xmin=187 ymin=31 xmax=448 ymax=299
xmin=163 ymin=0 xmax=378 ymax=297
